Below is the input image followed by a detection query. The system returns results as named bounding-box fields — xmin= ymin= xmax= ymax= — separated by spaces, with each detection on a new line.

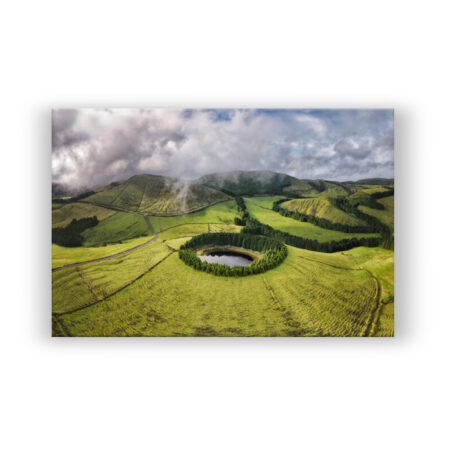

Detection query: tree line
xmin=241 ymin=217 xmax=380 ymax=253
xmin=271 ymin=194 xmax=394 ymax=250
xmin=52 ymin=216 xmax=99 ymax=247
xmin=234 ymin=196 xmax=250 ymax=225
xmin=179 ymin=232 xmax=288 ymax=276
xmin=331 ymin=197 xmax=393 ymax=249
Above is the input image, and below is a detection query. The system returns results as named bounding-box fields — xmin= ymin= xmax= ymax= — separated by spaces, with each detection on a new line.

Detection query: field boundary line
xmin=143 ymin=215 xmax=156 ymax=234
xmin=76 ymin=266 xmax=99 ymax=302
xmin=294 ymin=254 xmax=362 ymax=271
xmin=56 ymin=251 xmax=175 ymax=316
xmin=52 ymin=314 xmax=72 ymax=336
xmin=52 ymin=234 xmax=158 ymax=272
xmin=110 ymin=179 xmax=131 ymax=207
xmin=359 ymin=270 xmax=382 ymax=337
xmin=137 ymin=178 xmax=149 ymax=212
xmin=262 ymin=278 xmax=301 ymax=331
xmin=292 ymin=254 xmax=383 ymax=337
xmin=134 ymin=198 xmax=233 ymax=217
xmin=366 ymin=274 xmax=383 ymax=337
xmin=156 ymin=221 xmax=235 ymax=234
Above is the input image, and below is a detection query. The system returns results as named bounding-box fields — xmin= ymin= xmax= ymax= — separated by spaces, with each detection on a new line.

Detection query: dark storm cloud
xmin=52 ymin=108 xmax=394 ymax=189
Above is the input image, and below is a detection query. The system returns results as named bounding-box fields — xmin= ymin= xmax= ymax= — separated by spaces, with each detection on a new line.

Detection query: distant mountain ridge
xmin=53 ymin=170 xmax=394 ymax=215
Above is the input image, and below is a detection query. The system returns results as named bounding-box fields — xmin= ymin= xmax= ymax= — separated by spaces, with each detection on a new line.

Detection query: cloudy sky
xmin=52 ymin=109 xmax=394 ymax=189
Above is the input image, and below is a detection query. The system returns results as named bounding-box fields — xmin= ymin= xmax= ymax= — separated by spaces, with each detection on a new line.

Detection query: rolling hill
xmin=198 ymin=170 xmax=294 ymax=196
xmin=52 ymin=170 xmax=394 ymax=337
xmin=283 ymin=179 xmax=349 ymax=197
xmin=281 ymin=197 xmax=366 ymax=226
xmin=81 ymin=174 xmax=231 ymax=215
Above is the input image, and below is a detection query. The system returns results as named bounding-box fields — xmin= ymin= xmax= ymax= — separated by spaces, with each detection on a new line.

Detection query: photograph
xmin=52 ymin=108 xmax=394 ymax=337
xmin=5 ymin=1 xmax=450 ymax=448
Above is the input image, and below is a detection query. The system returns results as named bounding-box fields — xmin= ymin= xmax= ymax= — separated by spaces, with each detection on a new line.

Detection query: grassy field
xmin=147 ymin=200 xmax=238 ymax=233
xmin=283 ymin=180 xmax=348 ymax=198
xmin=56 ymin=244 xmax=381 ymax=336
xmin=52 ymin=236 xmax=154 ymax=268
xmin=84 ymin=174 xmax=230 ymax=214
xmin=282 ymin=197 xmax=366 ymax=226
xmin=359 ymin=196 xmax=394 ymax=230
xmin=349 ymin=185 xmax=392 ymax=198
xmin=52 ymin=202 xmax=116 ymax=228
xmin=158 ymin=222 xmax=241 ymax=241
xmin=52 ymin=178 xmax=394 ymax=337
xmin=52 ymin=239 xmax=172 ymax=314
xmin=244 ymin=197 xmax=378 ymax=242
xmin=81 ymin=212 xmax=150 ymax=246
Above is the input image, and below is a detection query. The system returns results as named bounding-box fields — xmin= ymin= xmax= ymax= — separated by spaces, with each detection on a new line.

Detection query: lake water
xmin=199 ymin=251 xmax=253 ymax=267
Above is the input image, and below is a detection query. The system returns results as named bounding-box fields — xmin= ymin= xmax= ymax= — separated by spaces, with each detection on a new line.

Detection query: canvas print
xmin=52 ymin=109 xmax=394 ymax=337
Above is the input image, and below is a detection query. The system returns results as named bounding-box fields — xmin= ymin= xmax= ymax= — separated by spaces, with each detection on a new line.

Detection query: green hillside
xmin=81 ymin=212 xmax=150 ymax=246
xmin=52 ymin=170 xmax=394 ymax=337
xmin=83 ymin=174 xmax=231 ymax=215
xmin=359 ymin=196 xmax=394 ymax=231
xmin=283 ymin=179 xmax=348 ymax=197
xmin=198 ymin=170 xmax=293 ymax=195
xmin=52 ymin=202 xmax=116 ymax=228
xmin=147 ymin=200 xmax=238 ymax=233
xmin=282 ymin=197 xmax=365 ymax=226
xmin=244 ymin=197 xmax=378 ymax=242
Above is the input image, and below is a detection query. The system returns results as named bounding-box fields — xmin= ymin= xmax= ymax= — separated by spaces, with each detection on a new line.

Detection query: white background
xmin=1 ymin=1 xmax=449 ymax=449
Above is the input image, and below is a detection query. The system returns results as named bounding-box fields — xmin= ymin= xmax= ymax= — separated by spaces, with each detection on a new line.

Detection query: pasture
xmin=359 ymin=196 xmax=394 ymax=230
xmin=282 ymin=197 xmax=366 ymax=226
xmin=52 ymin=179 xmax=394 ymax=337
xmin=147 ymin=200 xmax=238 ymax=233
xmin=55 ymin=245 xmax=383 ymax=337
xmin=81 ymin=212 xmax=150 ymax=246
xmin=52 ymin=202 xmax=116 ymax=228
xmin=244 ymin=197 xmax=378 ymax=242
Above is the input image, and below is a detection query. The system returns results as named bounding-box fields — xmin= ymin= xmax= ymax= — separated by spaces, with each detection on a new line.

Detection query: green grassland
xmin=52 ymin=236 xmax=153 ymax=268
xmin=283 ymin=180 xmax=348 ymax=198
xmin=147 ymin=200 xmax=238 ymax=233
xmin=244 ymin=197 xmax=379 ymax=242
xmin=282 ymin=197 xmax=366 ymax=226
xmin=341 ymin=246 xmax=394 ymax=337
xmin=52 ymin=202 xmax=116 ymax=228
xmin=84 ymin=174 xmax=230 ymax=215
xmin=52 ymin=173 xmax=394 ymax=337
xmin=349 ymin=185 xmax=392 ymax=198
xmin=81 ymin=212 xmax=150 ymax=246
xmin=52 ymin=239 xmax=172 ymax=314
xmin=359 ymin=196 xmax=394 ymax=230
xmin=158 ymin=222 xmax=241 ymax=241
xmin=56 ymin=245 xmax=381 ymax=337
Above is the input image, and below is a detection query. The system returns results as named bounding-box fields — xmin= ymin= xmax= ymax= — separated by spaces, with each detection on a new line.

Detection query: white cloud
xmin=52 ymin=108 xmax=394 ymax=189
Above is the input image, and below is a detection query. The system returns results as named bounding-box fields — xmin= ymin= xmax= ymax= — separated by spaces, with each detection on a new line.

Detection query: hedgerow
xmin=179 ymin=232 xmax=288 ymax=276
